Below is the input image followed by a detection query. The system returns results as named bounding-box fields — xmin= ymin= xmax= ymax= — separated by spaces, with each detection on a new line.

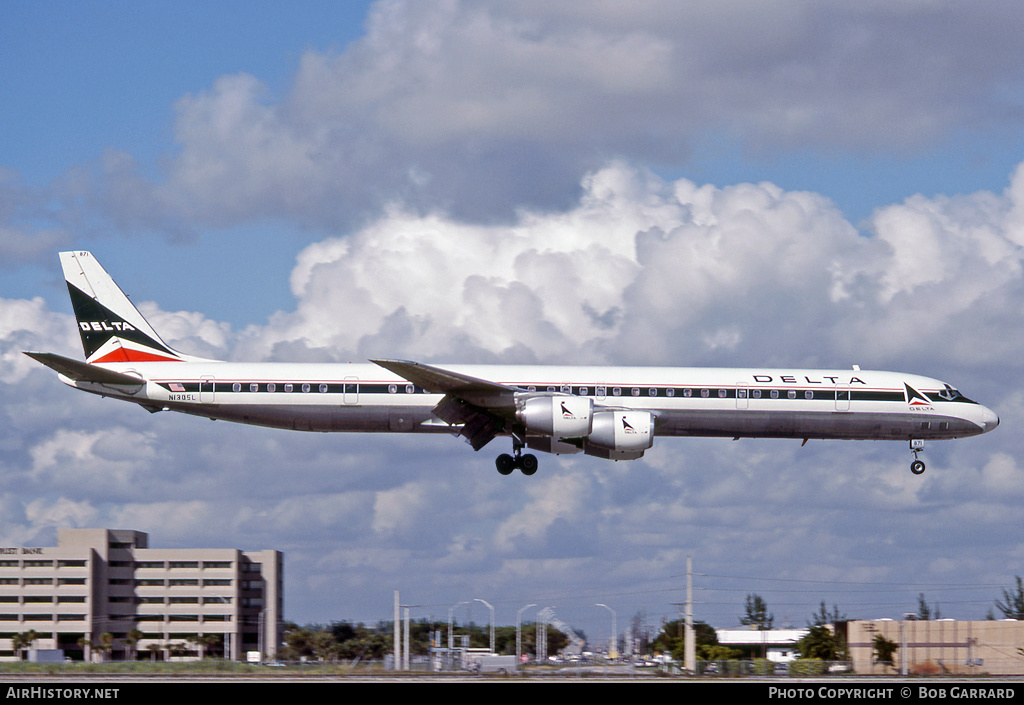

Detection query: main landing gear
xmin=910 ymin=439 xmax=926 ymax=475
xmin=496 ymin=437 xmax=538 ymax=476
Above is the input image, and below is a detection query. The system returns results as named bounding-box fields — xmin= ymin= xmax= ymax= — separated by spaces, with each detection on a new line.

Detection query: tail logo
xmin=68 ymin=282 xmax=182 ymax=363
xmin=79 ymin=321 xmax=137 ymax=332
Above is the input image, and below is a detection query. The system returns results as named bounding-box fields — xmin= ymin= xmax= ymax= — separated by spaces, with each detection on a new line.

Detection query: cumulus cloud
xmin=6 ymin=160 xmax=1024 ymax=626
xmin=154 ymin=2 xmax=1024 ymax=227
xmin=6 ymin=1 xmax=1020 ymax=249
xmin=230 ymin=162 xmax=1024 ymax=379
xmin=5 ymin=0 xmax=1024 ymax=630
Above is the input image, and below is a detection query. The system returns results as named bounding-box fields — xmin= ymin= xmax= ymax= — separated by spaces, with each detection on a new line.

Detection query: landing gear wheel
xmin=909 ymin=439 xmax=926 ymax=476
xmin=519 ymin=454 xmax=539 ymax=476
xmin=496 ymin=454 xmax=516 ymax=475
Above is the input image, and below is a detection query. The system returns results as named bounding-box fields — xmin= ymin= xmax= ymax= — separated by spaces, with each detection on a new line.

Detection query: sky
xmin=3 ymin=0 xmax=1024 ymax=645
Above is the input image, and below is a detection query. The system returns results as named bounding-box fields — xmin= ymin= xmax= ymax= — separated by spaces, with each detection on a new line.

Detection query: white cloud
xmin=230 ymin=160 xmax=1024 ymax=381
xmin=6 ymin=0 xmax=1024 ymax=633
xmin=23 ymin=497 xmax=98 ymax=531
xmin=7 ymin=162 xmax=1023 ymax=616
xmin=35 ymin=0 xmax=1018 ymax=238
xmin=372 ymin=481 xmax=433 ymax=535
xmin=29 ymin=427 xmax=158 ymax=496
xmin=0 ymin=299 xmax=77 ymax=382
xmin=493 ymin=472 xmax=590 ymax=552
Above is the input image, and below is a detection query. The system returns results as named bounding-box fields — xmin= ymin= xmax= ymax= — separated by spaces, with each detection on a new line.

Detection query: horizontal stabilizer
xmin=24 ymin=351 xmax=146 ymax=388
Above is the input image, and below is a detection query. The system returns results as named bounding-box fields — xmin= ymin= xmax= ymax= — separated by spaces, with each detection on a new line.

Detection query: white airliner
xmin=26 ymin=251 xmax=998 ymax=476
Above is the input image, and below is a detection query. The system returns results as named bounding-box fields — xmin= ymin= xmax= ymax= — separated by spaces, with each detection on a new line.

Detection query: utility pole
xmin=686 ymin=556 xmax=696 ymax=673
xmin=403 ymin=606 xmax=410 ymax=671
xmin=394 ymin=591 xmax=402 ymax=671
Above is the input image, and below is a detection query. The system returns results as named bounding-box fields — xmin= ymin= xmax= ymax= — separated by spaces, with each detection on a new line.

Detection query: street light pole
xmin=517 ymin=604 xmax=536 ymax=665
xmin=596 ymin=603 xmax=617 ymax=659
xmin=444 ymin=602 xmax=468 ymax=651
xmin=475 ymin=598 xmax=495 ymax=654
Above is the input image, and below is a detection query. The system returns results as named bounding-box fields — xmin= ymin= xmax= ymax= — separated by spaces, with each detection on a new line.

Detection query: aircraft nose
xmin=979 ymin=406 xmax=1000 ymax=433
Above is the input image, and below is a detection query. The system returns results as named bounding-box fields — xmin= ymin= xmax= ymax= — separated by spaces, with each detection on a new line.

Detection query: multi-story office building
xmin=0 ymin=528 xmax=282 ymax=662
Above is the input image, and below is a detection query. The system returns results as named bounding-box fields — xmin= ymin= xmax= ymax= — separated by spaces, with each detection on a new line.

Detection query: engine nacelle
xmin=516 ymin=395 xmax=594 ymax=438
xmin=586 ymin=410 xmax=655 ymax=456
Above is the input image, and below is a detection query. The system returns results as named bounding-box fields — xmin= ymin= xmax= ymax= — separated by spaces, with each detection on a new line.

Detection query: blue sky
xmin=5 ymin=1 xmax=1023 ymax=325
xmin=4 ymin=1 xmax=1024 ymax=643
xmin=1 ymin=1 xmax=373 ymax=322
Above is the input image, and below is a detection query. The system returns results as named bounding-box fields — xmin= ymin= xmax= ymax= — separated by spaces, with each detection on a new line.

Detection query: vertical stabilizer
xmin=60 ymin=251 xmax=196 ymax=363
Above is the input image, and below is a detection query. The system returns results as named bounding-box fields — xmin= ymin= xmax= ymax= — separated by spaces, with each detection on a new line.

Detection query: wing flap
xmin=432 ymin=395 xmax=504 ymax=450
xmin=372 ymin=359 xmax=513 ymax=450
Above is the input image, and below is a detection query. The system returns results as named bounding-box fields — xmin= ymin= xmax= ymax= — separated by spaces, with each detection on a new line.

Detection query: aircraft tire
xmin=520 ymin=454 xmax=539 ymax=476
xmin=496 ymin=454 xmax=516 ymax=475
xmin=910 ymin=460 xmax=926 ymax=475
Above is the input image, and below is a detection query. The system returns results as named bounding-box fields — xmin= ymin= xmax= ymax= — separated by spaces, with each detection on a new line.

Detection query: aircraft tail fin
xmin=60 ymin=251 xmax=198 ymax=364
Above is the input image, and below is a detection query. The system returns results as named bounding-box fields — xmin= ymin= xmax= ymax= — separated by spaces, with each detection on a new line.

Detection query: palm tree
xmin=12 ymin=630 xmax=38 ymax=660
xmin=125 ymin=628 xmax=143 ymax=661
xmin=93 ymin=633 xmax=114 ymax=662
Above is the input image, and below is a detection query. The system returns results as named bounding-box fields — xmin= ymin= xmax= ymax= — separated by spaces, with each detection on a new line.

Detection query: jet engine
xmin=515 ymin=395 xmax=594 ymax=438
xmin=584 ymin=410 xmax=655 ymax=460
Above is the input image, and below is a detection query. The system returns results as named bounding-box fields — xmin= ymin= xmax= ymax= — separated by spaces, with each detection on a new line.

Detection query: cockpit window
xmin=936 ymin=385 xmax=975 ymax=403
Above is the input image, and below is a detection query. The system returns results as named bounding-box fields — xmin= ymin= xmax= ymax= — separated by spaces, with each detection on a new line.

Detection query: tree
xmin=995 ymin=576 xmax=1024 ymax=620
xmin=125 ymin=628 xmax=143 ymax=661
xmin=93 ymin=633 xmax=114 ymax=662
xmin=12 ymin=630 xmax=38 ymax=660
xmin=282 ymin=623 xmax=338 ymax=661
xmin=698 ymin=644 xmax=743 ymax=661
xmin=797 ymin=625 xmax=845 ymax=660
xmin=740 ymin=594 xmax=774 ymax=630
xmin=797 ymin=601 xmax=847 ymax=660
xmin=872 ymin=633 xmax=898 ymax=666
xmin=651 ymin=619 xmax=718 ymax=662
xmin=915 ymin=593 xmax=941 ymax=620
xmin=811 ymin=601 xmax=845 ymax=627
xmin=187 ymin=634 xmax=222 ymax=659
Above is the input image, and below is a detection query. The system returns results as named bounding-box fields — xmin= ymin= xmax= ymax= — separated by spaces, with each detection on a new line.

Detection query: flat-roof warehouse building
xmin=0 ymin=528 xmax=282 ymax=662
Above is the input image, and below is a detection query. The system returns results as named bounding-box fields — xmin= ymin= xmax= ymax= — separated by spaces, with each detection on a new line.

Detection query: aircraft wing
xmin=371 ymin=358 xmax=520 ymax=450
xmin=370 ymin=358 xmax=517 ymax=398
xmin=24 ymin=351 xmax=145 ymax=389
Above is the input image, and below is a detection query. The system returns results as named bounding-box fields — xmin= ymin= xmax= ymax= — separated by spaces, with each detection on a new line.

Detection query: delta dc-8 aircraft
xmin=26 ymin=251 xmax=998 ymax=476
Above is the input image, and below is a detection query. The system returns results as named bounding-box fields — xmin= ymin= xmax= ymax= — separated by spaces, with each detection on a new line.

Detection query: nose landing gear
xmin=910 ymin=439 xmax=926 ymax=475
